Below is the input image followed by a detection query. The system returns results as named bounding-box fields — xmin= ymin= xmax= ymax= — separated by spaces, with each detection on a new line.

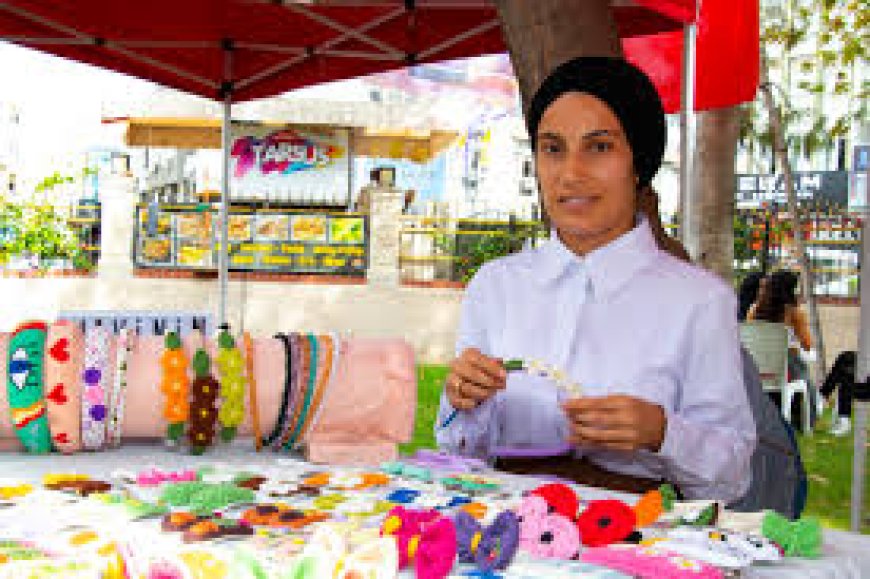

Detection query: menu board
xmin=135 ymin=205 xmax=367 ymax=275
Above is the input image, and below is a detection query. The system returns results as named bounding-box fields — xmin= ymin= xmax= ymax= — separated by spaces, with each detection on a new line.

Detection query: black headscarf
xmin=526 ymin=56 xmax=666 ymax=188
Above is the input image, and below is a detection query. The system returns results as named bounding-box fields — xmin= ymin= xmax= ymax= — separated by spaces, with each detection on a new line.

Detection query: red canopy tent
xmin=0 ymin=0 xmax=759 ymax=322
xmin=0 ymin=1 xmax=690 ymax=102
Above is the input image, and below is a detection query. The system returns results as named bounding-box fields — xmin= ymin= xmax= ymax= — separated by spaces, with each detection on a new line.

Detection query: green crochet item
xmin=188 ymin=485 xmax=254 ymax=516
xmin=659 ymin=484 xmax=678 ymax=511
xmin=165 ymin=332 xmax=182 ymax=350
xmin=762 ymin=511 xmax=823 ymax=558
xmin=440 ymin=477 xmax=499 ymax=492
xmin=380 ymin=461 xmax=404 ymax=475
xmin=159 ymin=482 xmax=254 ymax=516
xmin=314 ymin=493 xmax=348 ymax=510
xmin=192 ymin=349 xmax=211 ymax=377
xmin=91 ymin=493 xmax=168 ymax=519
xmin=125 ymin=498 xmax=169 ymax=519
xmin=161 ymin=481 xmax=204 ymax=507
xmin=502 ymin=359 xmax=525 ymax=372
xmin=380 ymin=461 xmax=433 ymax=482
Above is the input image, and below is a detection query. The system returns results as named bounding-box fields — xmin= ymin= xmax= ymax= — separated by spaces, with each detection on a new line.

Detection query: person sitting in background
xmin=747 ymin=270 xmax=812 ymax=352
xmin=747 ymin=270 xmax=816 ymax=418
xmin=737 ymin=272 xmax=764 ymax=322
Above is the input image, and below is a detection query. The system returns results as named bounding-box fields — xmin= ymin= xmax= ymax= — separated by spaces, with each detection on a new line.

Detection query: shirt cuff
xmin=655 ymin=408 xmax=683 ymax=466
xmin=435 ymin=398 xmax=496 ymax=458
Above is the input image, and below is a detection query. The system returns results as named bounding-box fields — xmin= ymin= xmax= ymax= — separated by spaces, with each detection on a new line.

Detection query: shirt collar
xmin=535 ymin=216 xmax=660 ymax=299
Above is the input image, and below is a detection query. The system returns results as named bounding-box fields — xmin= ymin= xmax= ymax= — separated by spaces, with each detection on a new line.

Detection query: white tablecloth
xmin=1 ymin=442 xmax=868 ymax=578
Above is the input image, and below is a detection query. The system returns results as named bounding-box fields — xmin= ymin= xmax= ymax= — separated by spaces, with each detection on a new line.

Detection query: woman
xmin=747 ymin=270 xmax=812 ymax=353
xmin=435 ymin=57 xmax=756 ymax=503
xmin=747 ymin=270 xmax=814 ymax=383
xmin=738 ymin=272 xmax=764 ymax=322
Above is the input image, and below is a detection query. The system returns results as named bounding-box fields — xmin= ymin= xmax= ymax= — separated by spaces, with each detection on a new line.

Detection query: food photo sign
xmin=134 ymin=207 xmax=367 ymax=276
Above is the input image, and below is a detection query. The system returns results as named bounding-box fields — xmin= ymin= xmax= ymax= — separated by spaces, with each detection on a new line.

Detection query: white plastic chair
xmin=740 ymin=321 xmax=812 ymax=434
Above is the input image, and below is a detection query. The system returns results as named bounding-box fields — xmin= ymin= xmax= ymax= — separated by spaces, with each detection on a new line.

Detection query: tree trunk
xmin=690 ymin=106 xmax=742 ymax=280
xmin=493 ymin=0 xmax=622 ymax=112
xmin=758 ymin=50 xmax=826 ymax=385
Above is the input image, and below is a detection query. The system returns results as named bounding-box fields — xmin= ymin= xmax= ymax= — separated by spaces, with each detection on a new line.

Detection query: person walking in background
xmin=821 ymin=350 xmax=858 ymax=436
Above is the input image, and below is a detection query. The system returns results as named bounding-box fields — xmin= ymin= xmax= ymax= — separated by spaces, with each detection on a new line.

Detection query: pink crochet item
xmin=582 ymin=545 xmax=724 ymax=579
xmin=516 ymin=494 xmax=581 ymax=560
xmin=381 ymin=506 xmax=457 ymax=579
xmin=136 ymin=468 xmax=197 ymax=487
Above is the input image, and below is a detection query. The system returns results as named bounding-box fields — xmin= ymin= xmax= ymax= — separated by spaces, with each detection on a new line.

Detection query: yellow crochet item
xmin=179 ymin=550 xmax=228 ymax=579
xmin=0 ymin=483 xmax=33 ymax=499
xmin=43 ymin=473 xmax=90 ymax=486
xmin=215 ymin=329 xmax=246 ymax=442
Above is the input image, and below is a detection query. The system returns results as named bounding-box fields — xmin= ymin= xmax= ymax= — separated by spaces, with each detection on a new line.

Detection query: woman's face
xmin=535 ymin=92 xmax=638 ymax=255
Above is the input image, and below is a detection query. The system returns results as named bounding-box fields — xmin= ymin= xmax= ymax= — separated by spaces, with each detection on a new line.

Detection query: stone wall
xmin=0 ymin=275 xmax=465 ymax=364
xmin=819 ymin=303 xmax=860 ymax=371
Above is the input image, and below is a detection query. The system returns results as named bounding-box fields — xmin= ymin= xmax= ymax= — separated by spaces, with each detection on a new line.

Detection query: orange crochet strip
xmin=244 ymin=332 xmax=261 ymax=451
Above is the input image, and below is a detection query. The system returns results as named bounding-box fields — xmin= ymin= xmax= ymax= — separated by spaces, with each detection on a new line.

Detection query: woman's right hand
xmin=445 ymin=348 xmax=507 ymax=410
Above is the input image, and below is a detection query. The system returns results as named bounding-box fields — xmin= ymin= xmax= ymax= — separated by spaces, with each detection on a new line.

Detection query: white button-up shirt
xmin=436 ymin=218 xmax=756 ymax=502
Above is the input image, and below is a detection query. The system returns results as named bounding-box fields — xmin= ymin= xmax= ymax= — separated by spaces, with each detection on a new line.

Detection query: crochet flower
xmin=515 ymin=495 xmax=580 ymax=560
xmin=576 ymin=499 xmax=637 ymax=547
xmin=530 ymin=483 xmax=580 ymax=521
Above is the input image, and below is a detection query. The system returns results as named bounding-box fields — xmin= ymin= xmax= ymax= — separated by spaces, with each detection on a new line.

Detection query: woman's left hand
xmin=561 ymin=395 xmax=667 ymax=452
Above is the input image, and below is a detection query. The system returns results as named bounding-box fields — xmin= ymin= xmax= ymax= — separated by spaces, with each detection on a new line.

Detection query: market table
xmin=1 ymin=442 xmax=868 ymax=578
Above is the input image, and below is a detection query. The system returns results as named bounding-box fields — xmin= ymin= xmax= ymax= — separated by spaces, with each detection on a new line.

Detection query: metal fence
xmin=401 ymin=212 xmax=861 ymax=298
xmin=399 ymin=215 xmax=547 ymax=284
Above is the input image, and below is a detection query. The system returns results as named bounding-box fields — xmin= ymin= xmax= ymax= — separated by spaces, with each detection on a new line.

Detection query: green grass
xmin=798 ymin=411 xmax=870 ymax=533
xmin=405 ymin=364 xmax=869 ymax=533
xmin=398 ymin=364 xmax=447 ymax=456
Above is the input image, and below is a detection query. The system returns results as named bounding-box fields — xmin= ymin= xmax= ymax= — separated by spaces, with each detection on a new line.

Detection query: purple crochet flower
xmin=455 ymin=510 xmax=520 ymax=571
xmin=90 ymin=404 xmax=107 ymax=422
xmin=83 ymin=367 xmax=102 ymax=385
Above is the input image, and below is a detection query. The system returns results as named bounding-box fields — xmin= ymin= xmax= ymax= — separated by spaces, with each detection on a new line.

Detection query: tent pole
xmin=679 ymin=21 xmax=697 ymax=258
xmin=850 ymin=214 xmax=869 ymax=531
xmin=219 ymin=94 xmax=231 ymax=327
xmin=219 ymin=45 xmax=233 ymax=327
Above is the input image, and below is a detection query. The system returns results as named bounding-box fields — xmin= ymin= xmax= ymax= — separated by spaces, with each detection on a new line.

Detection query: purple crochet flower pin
xmin=90 ymin=404 xmax=107 ymax=422
xmin=455 ymin=510 xmax=520 ymax=572
xmin=83 ymin=367 xmax=102 ymax=385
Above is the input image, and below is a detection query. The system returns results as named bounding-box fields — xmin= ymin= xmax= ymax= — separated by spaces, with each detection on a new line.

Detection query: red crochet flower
xmin=530 ymin=483 xmax=579 ymax=521
xmin=576 ymin=499 xmax=637 ymax=547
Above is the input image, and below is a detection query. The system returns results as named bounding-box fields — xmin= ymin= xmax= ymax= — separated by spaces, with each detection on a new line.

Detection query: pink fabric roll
xmin=0 ymin=333 xmax=21 ymax=452
xmin=44 ymin=321 xmax=85 ymax=453
xmin=306 ymin=337 xmax=416 ymax=451
xmin=120 ymin=335 xmax=164 ymax=438
xmin=306 ymin=440 xmax=399 ymax=466
xmin=237 ymin=336 xmax=284 ymax=439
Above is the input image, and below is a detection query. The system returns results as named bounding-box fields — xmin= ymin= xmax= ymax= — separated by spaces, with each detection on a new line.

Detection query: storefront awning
xmin=115 ymin=117 xmax=459 ymax=163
